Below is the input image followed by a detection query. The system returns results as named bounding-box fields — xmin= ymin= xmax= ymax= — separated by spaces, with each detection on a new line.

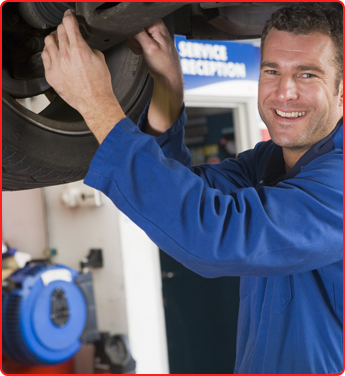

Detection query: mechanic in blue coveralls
xmin=42 ymin=3 xmax=343 ymax=373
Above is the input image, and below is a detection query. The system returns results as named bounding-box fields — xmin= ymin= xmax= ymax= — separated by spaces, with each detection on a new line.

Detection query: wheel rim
xmin=2 ymin=3 xmax=149 ymax=136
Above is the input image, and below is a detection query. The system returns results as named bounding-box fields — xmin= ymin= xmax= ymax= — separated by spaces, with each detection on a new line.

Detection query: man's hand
xmin=42 ymin=9 xmax=125 ymax=144
xmin=126 ymin=20 xmax=184 ymax=136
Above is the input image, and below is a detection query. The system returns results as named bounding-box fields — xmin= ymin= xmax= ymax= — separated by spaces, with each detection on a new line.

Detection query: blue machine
xmin=2 ymin=262 xmax=98 ymax=365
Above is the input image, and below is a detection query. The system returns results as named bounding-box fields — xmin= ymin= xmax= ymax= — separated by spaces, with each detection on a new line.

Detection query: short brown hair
xmin=261 ymin=3 xmax=343 ymax=94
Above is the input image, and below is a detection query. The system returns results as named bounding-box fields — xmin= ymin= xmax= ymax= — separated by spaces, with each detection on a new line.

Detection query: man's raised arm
xmin=126 ymin=20 xmax=184 ymax=137
xmin=42 ymin=9 xmax=184 ymax=142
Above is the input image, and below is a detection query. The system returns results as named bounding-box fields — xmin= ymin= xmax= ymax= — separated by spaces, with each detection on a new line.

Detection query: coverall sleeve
xmin=84 ymin=118 xmax=343 ymax=278
xmin=137 ymin=100 xmax=192 ymax=167
xmin=137 ymin=101 xmax=258 ymax=193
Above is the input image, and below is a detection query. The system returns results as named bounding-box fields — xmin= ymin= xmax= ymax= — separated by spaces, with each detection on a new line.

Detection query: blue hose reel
xmin=2 ymin=262 xmax=99 ymax=365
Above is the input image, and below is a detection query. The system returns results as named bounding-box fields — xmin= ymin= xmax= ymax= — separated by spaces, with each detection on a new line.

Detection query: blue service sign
xmin=175 ymin=35 xmax=261 ymax=91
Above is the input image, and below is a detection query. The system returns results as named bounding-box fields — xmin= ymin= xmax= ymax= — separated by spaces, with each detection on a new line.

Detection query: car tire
xmin=2 ymin=41 xmax=153 ymax=191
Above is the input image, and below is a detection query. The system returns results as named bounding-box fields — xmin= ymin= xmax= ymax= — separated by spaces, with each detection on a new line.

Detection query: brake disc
xmin=18 ymin=2 xmax=75 ymax=29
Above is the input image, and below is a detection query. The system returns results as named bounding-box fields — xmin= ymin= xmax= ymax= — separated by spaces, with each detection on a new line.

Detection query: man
xmin=42 ymin=3 xmax=343 ymax=374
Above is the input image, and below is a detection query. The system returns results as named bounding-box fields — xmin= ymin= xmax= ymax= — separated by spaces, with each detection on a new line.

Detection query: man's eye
xmin=301 ymin=73 xmax=315 ymax=78
xmin=266 ymin=70 xmax=279 ymax=75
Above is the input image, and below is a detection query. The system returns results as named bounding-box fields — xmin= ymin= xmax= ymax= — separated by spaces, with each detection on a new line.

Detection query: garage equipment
xmin=94 ymin=333 xmax=136 ymax=374
xmin=2 ymin=261 xmax=99 ymax=365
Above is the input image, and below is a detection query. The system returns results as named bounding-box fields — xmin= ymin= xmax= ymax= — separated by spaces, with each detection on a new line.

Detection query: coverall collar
xmin=261 ymin=118 xmax=343 ymax=186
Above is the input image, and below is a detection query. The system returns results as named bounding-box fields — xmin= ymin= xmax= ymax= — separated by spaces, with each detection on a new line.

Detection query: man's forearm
xmin=82 ymin=95 xmax=125 ymax=144
xmin=145 ymin=76 xmax=184 ymax=137
xmin=126 ymin=20 xmax=184 ymax=137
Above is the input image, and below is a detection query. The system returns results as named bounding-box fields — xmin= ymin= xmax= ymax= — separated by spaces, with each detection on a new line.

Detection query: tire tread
xmin=2 ymin=145 xmax=88 ymax=191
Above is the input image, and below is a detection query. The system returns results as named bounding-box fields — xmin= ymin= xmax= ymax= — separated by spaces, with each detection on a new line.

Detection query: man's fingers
xmin=93 ymin=49 xmax=106 ymax=61
xmin=145 ymin=19 xmax=168 ymax=36
xmin=132 ymin=28 xmax=160 ymax=54
xmin=41 ymin=46 xmax=52 ymax=70
xmin=62 ymin=9 xmax=88 ymax=47
xmin=57 ymin=23 xmax=69 ymax=50
xmin=126 ymin=36 xmax=143 ymax=55
xmin=128 ymin=19 xmax=169 ymax=53
xmin=49 ymin=30 xmax=59 ymax=49
xmin=144 ymin=20 xmax=170 ymax=43
xmin=44 ymin=33 xmax=59 ymax=60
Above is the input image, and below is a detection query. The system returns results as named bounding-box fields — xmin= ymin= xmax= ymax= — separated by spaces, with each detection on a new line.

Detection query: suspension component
xmin=17 ymin=2 xmax=75 ymax=29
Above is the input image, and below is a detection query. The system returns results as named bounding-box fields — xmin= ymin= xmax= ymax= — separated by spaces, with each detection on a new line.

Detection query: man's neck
xmin=282 ymin=116 xmax=342 ymax=173
xmin=282 ymin=147 xmax=309 ymax=173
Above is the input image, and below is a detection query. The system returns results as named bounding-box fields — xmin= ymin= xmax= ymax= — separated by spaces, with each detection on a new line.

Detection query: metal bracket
xmin=75 ymin=2 xmax=188 ymax=51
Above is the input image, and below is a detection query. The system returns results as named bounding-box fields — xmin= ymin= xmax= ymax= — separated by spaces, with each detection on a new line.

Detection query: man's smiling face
xmin=258 ymin=29 xmax=343 ymax=156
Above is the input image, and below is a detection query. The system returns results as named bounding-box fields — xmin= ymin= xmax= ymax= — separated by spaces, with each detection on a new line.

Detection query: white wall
xmin=2 ymin=189 xmax=47 ymax=258
xmin=43 ymin=181 xmax=128 ymax=336
xmin=43 ymin=181 xmax=169 ymax=373
xmin=119 ymin=212 xmax=169 ymax=374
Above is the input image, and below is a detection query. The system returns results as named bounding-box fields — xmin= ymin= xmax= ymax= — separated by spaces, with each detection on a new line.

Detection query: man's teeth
xmin=276 ymin=110 xmax=306 ymax=118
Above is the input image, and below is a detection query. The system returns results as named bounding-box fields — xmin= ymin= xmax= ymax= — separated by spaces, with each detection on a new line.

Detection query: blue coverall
xmin=85 ymin=104 xmax=343 ymax=374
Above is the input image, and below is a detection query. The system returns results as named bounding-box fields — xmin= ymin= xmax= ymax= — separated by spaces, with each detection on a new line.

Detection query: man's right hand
xmin=42 ymin=9 xmax=125 ymax=144
xmin=126 ymin=20 xmax=184 ymax=136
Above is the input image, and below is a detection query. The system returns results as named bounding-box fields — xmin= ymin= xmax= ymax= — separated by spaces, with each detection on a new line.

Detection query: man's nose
xmin=276 ymin=76 xmax=299 ymax=102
